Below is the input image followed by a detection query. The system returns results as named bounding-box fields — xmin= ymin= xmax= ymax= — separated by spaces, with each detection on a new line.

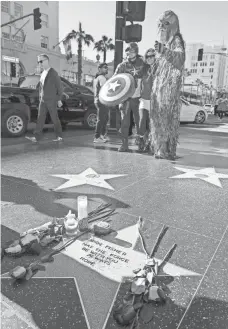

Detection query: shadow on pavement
xmin=105 ymin=279 xmax=228 ymax=329
xmin=1 ymin=225 xmax=228 ymax=329
xmin=1 ymin=175 xmax=130 ymax=219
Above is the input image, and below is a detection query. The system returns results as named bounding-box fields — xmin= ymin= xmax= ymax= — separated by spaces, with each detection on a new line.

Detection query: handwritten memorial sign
xmin=61 ymin=225 xmax=201 ymax=282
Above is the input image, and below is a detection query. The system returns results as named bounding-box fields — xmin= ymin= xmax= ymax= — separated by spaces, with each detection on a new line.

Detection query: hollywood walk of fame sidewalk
xmin=1 ymin=125 xmax=228 ymax=329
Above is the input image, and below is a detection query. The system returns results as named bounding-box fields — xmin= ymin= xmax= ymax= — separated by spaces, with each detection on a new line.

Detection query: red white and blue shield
xmin=99 ymin=73 xmax=136 ymax=107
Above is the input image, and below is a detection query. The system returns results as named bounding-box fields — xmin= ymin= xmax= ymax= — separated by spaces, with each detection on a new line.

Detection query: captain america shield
xmin=99 ymin=73 xmax=136 ymax=107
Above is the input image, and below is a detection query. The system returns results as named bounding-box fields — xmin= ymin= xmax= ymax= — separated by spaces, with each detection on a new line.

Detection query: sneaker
xmin=25 ymin=136 xmax=38 ymax=143
xmin=93 ymin=137 xmax=107 ymax=143
xmin=100 ymin=135 xmax=108 ymax=142
xmin=118 ymin=145 xmax=129 ymax=152
xmin=53 ymin=137 xmax=63 ymax=142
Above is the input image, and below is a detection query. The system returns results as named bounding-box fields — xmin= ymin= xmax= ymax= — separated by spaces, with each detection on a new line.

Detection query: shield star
xmin=52 ymin=168 xmax=127 ymax=191
xmin=108 ymin=80 xmax=121 ymax=92
xmin=171 ymin=166 xmax=228 ymax=188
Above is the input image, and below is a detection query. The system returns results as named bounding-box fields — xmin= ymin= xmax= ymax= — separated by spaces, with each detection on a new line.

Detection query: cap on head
xmin=98 ymin=62 xmax=108 ymax=69
xmin=125 ymin=42 xmax=139 ymax=54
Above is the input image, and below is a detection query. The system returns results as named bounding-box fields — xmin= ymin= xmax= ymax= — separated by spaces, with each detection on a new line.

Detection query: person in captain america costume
xmin=114 ymin=42 xmax=145 ymax=152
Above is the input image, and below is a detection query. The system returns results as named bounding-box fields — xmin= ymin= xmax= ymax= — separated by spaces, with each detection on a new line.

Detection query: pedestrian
xmin=114 ymin=42 xmax=145 ymax=152
xmin=150 ymin=10 xmax=185 ymax=159
xmin=138 ymin=48 xmax=157 ymax=152
xmin=93 ymin=63 xmax=109 ymax=143
xmin=26 ymin=54 xmax=63 ymax=143
xmin=217 ymin=94 xmax=228 ymax=120
xmin=128 ymin=111 xmax=135 ymax=138
xmin=214 ymin=97 xmax=220 ymax=116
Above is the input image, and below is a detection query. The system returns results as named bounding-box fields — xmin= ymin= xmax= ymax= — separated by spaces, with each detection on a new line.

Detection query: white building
xmin=185 ymin=43 xmax=228 ymax=91
xmin=1 ymin=1 xmax=99 ymax=86
xmin=1 ymin=1 xmax=63 ymax=84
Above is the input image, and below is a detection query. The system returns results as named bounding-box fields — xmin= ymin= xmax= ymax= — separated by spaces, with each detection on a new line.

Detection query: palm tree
xmin=64 ymin=22 xmax=94 ymax=85
xmin=94 ymin=35 xmax=115 ymax=63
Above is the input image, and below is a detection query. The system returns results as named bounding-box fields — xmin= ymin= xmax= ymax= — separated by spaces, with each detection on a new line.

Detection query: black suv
xmin=1 ymin=75 xmax=97 ymax=137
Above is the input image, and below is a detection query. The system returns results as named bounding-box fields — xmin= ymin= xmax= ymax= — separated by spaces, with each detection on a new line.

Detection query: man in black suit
xmin=26 ymin=54 xmax=63 ymax=142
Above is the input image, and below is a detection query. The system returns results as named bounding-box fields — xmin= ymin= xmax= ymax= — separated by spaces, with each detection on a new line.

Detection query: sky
xmin=59 ymin=1 xmax=228 ymax=62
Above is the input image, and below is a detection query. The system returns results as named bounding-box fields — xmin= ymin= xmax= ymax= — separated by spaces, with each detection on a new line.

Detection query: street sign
xmin=2 ymin=56 xmax=19 ymax=63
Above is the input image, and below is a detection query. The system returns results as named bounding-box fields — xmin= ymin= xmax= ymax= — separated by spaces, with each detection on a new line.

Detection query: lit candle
xmin=77 ymin=196 xmax=88 ymax=230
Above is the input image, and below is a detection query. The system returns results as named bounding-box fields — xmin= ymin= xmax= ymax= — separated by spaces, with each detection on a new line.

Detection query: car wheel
xmin=83 ymin=109 xmax=97 ymax=129
xmin=2 ymin=110 xmax=28 ymax=137
xmin=195 ymin=110 xmax=206 ymax=124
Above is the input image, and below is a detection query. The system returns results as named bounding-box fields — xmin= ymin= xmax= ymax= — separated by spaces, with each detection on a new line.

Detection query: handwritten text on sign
xmin=62 ymin=232 xmax=145 ymax=282
xmin=62 ymin=225 xmax=201 ymax=282
xmin=80 ymin=237 xmax=129 ymax=266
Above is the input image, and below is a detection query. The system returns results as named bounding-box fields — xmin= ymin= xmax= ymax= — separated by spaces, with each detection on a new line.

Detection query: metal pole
xmin=12 ymin=19 xmax=30 ymax=38
xmin=114 ymin=1 xmax=125 ymax=72
xmin=109 ymin=1 xmax=126 ymax=130
xmin=52 ymin=36 xmax=67 ymax=49
xmin=1 ymin=13 xmax=33 ymax=27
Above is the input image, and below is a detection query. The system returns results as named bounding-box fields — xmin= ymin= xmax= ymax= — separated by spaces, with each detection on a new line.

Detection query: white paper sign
xmin=62 ymin=225 xmax=201 ymax=282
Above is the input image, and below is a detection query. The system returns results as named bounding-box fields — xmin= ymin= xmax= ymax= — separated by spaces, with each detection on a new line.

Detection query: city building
xmin=60 ymin=54 xmax=99 ymax=88
xmin=1 ymin=1 xmax=100 ymax=87
xmin=185 ymin=43 xmax=228 ymax=91
xmin=1 ymin=1 xmax=62 ymax=84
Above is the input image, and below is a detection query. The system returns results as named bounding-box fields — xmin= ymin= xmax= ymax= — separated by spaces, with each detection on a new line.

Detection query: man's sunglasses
xmin=146 ymin=55 xmax=155 ymax=59
xmin=38 ymin=59 xmax=47 ymax=64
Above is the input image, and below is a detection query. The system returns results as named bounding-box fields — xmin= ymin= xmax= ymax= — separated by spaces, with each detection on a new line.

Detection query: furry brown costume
xmin=150 ymin=10 xmax=185 ymax=159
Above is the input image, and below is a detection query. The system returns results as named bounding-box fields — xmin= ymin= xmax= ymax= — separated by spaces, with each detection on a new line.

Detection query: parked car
xmin=18 ymin=74 xmax=97 ymax=128
xmin=180 ymin=97 xmax=208 ymax=123
xmin=1 ymin=92 xmax=31 ymax=137
xmin=1 ymin=74 xmax=98 ymax=137
xmin=203 ymin=104 xmax=214 ymax=114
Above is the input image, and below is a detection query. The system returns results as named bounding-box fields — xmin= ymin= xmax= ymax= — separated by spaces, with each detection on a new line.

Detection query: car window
xmin=61 ymin=81 xmax=73 ymax=93
xmin=180 ymin=97 xmax=190 ymax=106
xmin=79 ymin=86 xmax=93 ymax=95
xmin=19 ymin=76 xmax=40 ymax=89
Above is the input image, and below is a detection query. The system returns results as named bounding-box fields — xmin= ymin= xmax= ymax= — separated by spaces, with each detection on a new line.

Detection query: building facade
xmin=1 ymin=1 xmax=100 ymax=87
xmin=185 ymin=43 xmax=228 ymax=91
xmin=60 ymin=55 xmax=99 ymax=88
xmin=1 ymin=1 xmax=63 ymax=84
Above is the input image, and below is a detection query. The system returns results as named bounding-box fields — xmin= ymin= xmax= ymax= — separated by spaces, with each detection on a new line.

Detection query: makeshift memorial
xmin=113 ymin=217 xmax=177 ymax=327
xmin=2 ymin=203 xmax=116 ymax=282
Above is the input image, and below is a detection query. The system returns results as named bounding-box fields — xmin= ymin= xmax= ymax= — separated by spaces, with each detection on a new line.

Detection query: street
xmin=1 ymin=115 xmax=228 ymax=329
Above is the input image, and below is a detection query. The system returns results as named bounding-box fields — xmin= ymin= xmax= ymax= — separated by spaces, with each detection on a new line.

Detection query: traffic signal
xmin=198 ymin=48 xmax=203 ymax=61
xmin=33 ymin=8 xmax=42 ymax=30
xmin=11 ymin=63 xmax=16 ymax=78
xmin=123 ymin=24 xmax=142 ymax=43
xmin=123 ymin=1 xmax=146 ymax=22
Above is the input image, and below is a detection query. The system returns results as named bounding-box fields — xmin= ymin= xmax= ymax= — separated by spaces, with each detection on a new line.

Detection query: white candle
xmin=77 ymin=196 xmax=88 ymax=220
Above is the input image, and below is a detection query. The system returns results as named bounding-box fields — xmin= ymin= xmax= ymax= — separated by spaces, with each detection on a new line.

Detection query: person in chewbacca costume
xmin=150 ymin=10 xmax=185 ymax=159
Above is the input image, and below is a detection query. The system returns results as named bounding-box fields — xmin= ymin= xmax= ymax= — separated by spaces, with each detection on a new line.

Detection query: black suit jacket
xmin=39 ymin=68 xmax=63 ymax=103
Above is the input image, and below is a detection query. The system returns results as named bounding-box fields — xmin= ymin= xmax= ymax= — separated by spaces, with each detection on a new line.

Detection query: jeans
xmin=117 ymin=98 xmax=140 ymax=139
xmin=218 ymin=111 xmax=224 ymax=119
xmin=94 ymin=102 xmax=109 ymax=138
xmin=34 ymin=100 xmax=62 ymax=140
xmin=139 ymin=108 xmax=150 ymax=137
